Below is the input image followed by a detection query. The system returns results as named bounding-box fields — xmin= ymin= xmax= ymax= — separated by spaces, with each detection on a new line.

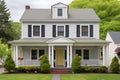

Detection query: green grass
xmin=0 ymin=74 xmax=52 ymax=80
xmin=61 ymin=74 xmax=120 ymax=80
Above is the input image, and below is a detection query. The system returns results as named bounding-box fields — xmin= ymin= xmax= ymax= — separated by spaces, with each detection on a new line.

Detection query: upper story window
xmin=76 ymin=25 xmax=93 ymax=37
xmin=58 ymin=26 xmax=64 ymax=36
xmin=28 ymin=25 xmax=45 ymax=38
xmin=58 ymin=9 xmax=63 ymax=16
xmin=33 ymin=26 xmax=40 ymax=36
xmin=82 ymin=26 xmax=88 ymax=37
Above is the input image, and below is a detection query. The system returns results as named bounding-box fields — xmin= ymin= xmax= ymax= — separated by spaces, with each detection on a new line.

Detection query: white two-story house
xmin=10 ymin=2 xmax=110 ymax=68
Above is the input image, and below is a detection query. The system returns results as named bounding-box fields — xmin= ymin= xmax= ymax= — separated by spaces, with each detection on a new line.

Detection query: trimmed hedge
xmin=17 ymin=66 xmax=40 ymax=73
xmin=80 ymin=66 xmax=108 ymax=73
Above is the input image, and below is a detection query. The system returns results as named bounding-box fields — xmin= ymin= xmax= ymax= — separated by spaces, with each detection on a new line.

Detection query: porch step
xmin=50 ymin=69 xmax=71 ymax=74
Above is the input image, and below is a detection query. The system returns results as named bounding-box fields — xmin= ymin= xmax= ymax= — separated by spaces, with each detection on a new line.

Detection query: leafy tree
xmin=0 ymin=39 xmax=10 ymax=65
xmin=110 ymin=56 xmax=120 ymax=73
xmin=0 ymin=0 xmax=15 ymax=43
xmin=10 ymin=21 xmax=21 ymax=40
xmin=71 ymin=54 xmax=81 ymax=73
xmin=3 ymin=54 xmax=15 ymax=73
xmin=40 ymin=55 xmax=50 ymax=73
xmin=69 ymin=0 xmax=120 ymax=39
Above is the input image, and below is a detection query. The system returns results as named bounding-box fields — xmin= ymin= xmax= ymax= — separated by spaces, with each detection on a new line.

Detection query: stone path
xmin=52 ymin=74 xmax=60 ymax=80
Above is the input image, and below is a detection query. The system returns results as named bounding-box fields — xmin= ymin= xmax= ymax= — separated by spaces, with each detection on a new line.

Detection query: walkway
xmin=52 ymin=74 xmax=60 ymax=80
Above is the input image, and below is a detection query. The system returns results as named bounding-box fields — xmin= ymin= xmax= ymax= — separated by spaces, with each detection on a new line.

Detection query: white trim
xmin=30 ymin=48 xmax=46 ymax=60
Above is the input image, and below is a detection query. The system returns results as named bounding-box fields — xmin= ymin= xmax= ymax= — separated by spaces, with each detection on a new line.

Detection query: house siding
xmin=22 ymin=23 xmax=99 ymax=39
xmin=106 ymin=33 xmax=116 ymax=65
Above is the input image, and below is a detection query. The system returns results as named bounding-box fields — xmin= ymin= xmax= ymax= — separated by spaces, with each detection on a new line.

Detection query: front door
xmin=56 ymin=48 xmax=64 ymax=67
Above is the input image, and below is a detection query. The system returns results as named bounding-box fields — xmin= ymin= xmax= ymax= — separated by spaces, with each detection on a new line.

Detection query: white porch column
xmin=67 ymin=45 xmax=70 ymax=68
xmin=48 ymin=45 xmax=51 ymax=65
xmin=51 ymin=45 xmax=54 ymax=68
xmin=70 ymin=45 xmax=72 ymax=67
xmin=103 ymin=45 xmax=109 ymax=66
xmin=15 ymin=46 xmax=19 ymax=67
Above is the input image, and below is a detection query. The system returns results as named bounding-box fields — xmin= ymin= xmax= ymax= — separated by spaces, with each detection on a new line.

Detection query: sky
xmin=4 ymin=0 xmax=73 ymax=22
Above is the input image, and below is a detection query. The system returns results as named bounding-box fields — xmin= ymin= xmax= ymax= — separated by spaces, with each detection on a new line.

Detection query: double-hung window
xmin=58 ymin=9 xmax=62 ymax=16
xmin=58 ymin=26 xmax=64 ymax=36
xmin=82 ymin=25 xmax=88 ymax=37
xmin=33 ymin=26 xmax=40 ymax=36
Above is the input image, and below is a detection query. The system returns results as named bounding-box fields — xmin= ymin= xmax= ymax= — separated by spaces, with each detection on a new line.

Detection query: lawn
xmin=0 ymin=74 xmax=52 ymax=80
xmin=61 ymin=74 xmax=120 ymax=80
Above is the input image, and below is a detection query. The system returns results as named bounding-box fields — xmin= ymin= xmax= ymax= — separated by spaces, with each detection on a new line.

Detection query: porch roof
xmin=9 ymin=37 xmax=110 ymax=44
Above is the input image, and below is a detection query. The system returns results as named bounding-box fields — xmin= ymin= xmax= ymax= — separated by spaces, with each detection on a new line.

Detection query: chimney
xmin=25 ymin=5 xmax=30 ymax=10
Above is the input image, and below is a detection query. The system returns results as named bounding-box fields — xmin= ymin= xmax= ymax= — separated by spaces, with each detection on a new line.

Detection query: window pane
xmin=83 ymin=49 xmax=89 ymax=59
xmin=33 ymin=26 xmax=40 ymax=36
xmin=76 ymin=49 xmax=81 ymax=56
xmin=82 ymin=26 xmax=88 ymax=36
xmin=58 ymin=9 xmax=62 ymax=16
xmin=31 ymin=49 xmax=37 ymax=60
xmin=39 ymin=49 xmax=44 ymax=57
xmin=58 ymin=26 xmax=64 ymax=36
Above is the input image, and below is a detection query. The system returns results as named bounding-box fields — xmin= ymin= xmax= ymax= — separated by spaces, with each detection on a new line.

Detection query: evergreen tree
xmin=0 ymin=0 xmax=14 ymax=43
xmin=40 ymin=55 xmax=50 ymax=73
xmin=3 ymin=54 xmax=15 ymax=73
xmin=110 ymin=56 xmax=120 ymax=73
xmin=71 ymin=54 xmax=81 ymax=73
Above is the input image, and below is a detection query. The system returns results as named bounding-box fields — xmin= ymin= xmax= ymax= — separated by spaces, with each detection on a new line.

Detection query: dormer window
xmin=58 ymin=9 xmax=63 ymax=16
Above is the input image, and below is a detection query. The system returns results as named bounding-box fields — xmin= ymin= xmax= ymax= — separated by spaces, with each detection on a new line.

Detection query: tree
xmin=10 ymin=21 xmax=21 ymax=40
xmin=0 ymin=0 xmax=14 ymax=43
xmin=3 ymin=54 xmax=15 ymax=73
xmin=0 ymin=39 xmax=10 ymax=65
xmin=110 ymin=56 xmax=120 ymax=73
xmin=40 ymin=55 xmax=50 ymax=73
xmin=69 ymin=0 xmax=120 ymax=39
xmin=71 ymin=54 xmax=81 ymax=73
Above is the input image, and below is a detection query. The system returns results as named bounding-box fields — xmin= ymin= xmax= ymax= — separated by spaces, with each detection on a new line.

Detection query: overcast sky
xmin=4 ymin=0 xmax=73 ymax=22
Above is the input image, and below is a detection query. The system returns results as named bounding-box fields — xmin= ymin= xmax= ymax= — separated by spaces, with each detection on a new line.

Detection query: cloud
xmin=4 ymin=0 xmax=73 ymax=22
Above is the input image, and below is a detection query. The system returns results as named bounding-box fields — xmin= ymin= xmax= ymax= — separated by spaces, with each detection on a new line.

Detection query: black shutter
xmin=53 ymin=25 xmax=56 ymax=37
xmin=28 ymin=25 xmax=32 ymax=37
xmin=41 ymin=25 xmax=45 ymax=37
xmin=90 ymin=25 xmax=93 ymax=37
xmin=76 ymin=25 xmax=80 ymax=37
xmin=65 ymin=25 xmax=69 ymax=37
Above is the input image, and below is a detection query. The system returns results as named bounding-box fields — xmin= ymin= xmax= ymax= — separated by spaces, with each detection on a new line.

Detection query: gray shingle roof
xmin=9 ymin=38 xmax=109 ymax=44
xmin=108 ymin=32 xmax=120 ymax=44
xmin=20 ymin=9 xmax=100 ymax=23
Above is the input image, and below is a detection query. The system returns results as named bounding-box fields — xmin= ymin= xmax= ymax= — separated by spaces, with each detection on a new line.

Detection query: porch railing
xmin=18 ymin=59 xmax=40 ymax=66
xmin=81 ymin=59 xmax=103 ymax=66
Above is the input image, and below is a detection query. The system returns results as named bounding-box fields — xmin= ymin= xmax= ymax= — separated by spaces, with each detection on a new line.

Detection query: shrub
xmin=3 ymin=54 xmax=15 ymax=72
xmin=99 ymin=66 xmax=108 ymax=73
xmin=71 ymin=54 xmax=81 ymax=73
xmin=25 ymin=66 xmax=37 ymax=73
xmin=110 ymin=56 xmax=120 ymax=73
xmin=40 ymin=55 xmax=50 ymax=73
xmin=18 ymin=66 xmax=26 ymax=72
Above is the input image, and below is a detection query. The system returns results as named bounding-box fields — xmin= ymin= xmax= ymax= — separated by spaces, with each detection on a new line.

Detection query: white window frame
xmin=30 ymin=48 xmax=46 ymax=60
xmin=80 ymin=25 xmax=90 ymax=37
xmin=57 ymin=8 xmax=63 ymax=16
xmin=56 ymin=25 xmax=66 ymax=37
xmin=32 ymin=25 xmax=41 ymax=37
xmin=74 ymin=48 xmax=90 ymax=60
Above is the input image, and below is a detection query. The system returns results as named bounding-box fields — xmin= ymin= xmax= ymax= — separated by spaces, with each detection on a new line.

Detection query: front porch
xmin=11 ymin=37 xmax=110 ymax=68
